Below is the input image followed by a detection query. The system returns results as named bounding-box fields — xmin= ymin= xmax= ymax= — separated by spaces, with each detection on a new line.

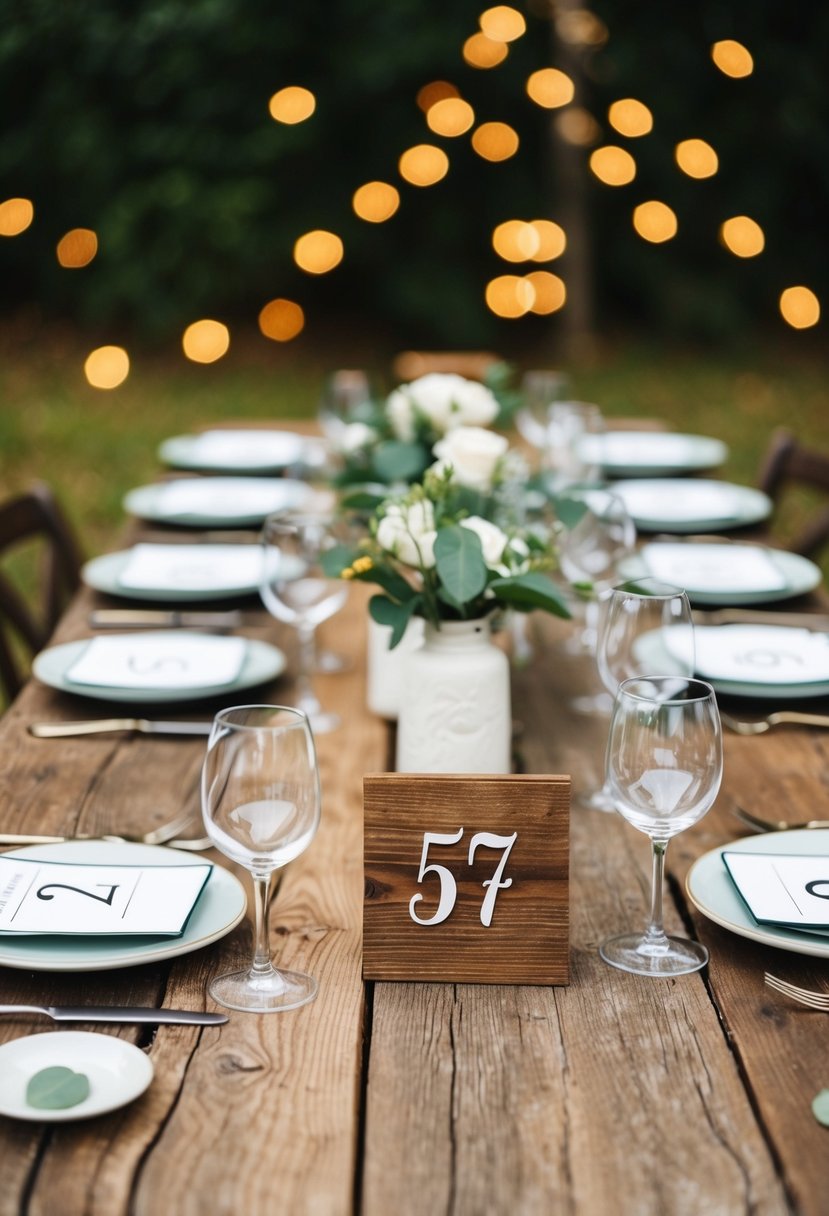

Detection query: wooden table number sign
xmin=363 ymin=773 xmax=570 ymax=985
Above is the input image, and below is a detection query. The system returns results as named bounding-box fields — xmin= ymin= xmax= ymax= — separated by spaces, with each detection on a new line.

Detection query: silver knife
xmin=0 ymin=1003 xmax=227 ymax=1025
xmin=89 ymin=609 xmax=244 ymax=629
xmin=694 ymin=608 xmax=829 ymax=630
xmin=29 ymin=719 xmax=213 ymax=738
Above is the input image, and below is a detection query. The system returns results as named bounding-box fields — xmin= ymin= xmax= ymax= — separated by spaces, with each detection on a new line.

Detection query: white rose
xmin=376 ymin=501 xmax=437 ymax=568
xmin=385 ymin=373 xmax=500 ymax=439
xmin=338 ymin=421 xmax=377 ymax=454
xmin=432 ymin=426 xmax=510 ymax=492
xmin=459 ymin=516 xmax=509 ymax=567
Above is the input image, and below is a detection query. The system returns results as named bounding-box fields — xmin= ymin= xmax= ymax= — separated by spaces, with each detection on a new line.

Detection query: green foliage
xmin=27 ymin=1066 xmax=90 ymax=1110
xmin=433 ymin=525 xmax=488 ymax=604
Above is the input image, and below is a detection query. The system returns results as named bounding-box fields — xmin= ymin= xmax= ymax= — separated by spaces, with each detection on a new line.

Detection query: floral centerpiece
xmin=332 ymin=368 xmax=519 ymax=488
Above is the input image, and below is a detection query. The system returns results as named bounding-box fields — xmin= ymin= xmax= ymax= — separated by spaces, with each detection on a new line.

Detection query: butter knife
xmin=29 ymin=719 xmax=213 ymax=738
xmin=89 ymin=609 xmax=243 ymax=629
xmin=0 ymin=1003 xmax=227 ymax=1025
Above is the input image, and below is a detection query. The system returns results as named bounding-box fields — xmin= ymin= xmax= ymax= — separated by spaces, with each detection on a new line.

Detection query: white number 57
xmin=408 ymin=828 xmax=518 ymax=928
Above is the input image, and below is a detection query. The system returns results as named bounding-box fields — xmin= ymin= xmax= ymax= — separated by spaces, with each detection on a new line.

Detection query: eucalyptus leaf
xmin=372 ymin=441 xmax=430 ymax=484
xmin=488 ymin=572 xmax=571 ymax=617
xmin=369 ymin=593 xmax=423 ymax=648
xmin=27 ymin=1065 xmax=90 ymax=1110
xmin=320 ymin=543 xmax=359 ymax=577
xmin=434 ymin=525 xmax=488 ymax=604
xmin=812 ymin=1089 xmax=829 ymax=1127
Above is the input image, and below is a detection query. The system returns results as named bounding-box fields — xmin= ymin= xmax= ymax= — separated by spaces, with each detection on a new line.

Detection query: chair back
xmin=0 ymin=483 xmax=82 ymax=703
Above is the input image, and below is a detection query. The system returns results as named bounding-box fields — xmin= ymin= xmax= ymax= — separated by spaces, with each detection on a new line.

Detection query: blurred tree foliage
xmin=0 ymin=0 xmax=826 ymax=347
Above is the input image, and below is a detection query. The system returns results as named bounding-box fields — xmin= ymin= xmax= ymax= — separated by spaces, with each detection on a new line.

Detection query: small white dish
xmin=618 ymin=543 xmax=822 ymax=606
xmin=0 ymin=1031 xmax=153 ymax=1122
xmin=123 ymin=477 xmax=314 ymax=528
xmin=579 ymin=431 xmax=729 ymax=478
xmin=159 ymin=429 xmax=309 ymax=474
xmin=611 ymin=479 xmax=772 ymax=533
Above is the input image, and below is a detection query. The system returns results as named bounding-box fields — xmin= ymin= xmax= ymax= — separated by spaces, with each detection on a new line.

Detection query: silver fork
xmin=721 ymin=711 xmax=829 ymax=736
xmin=733 ymin=804 xmax=829 ymax=833
xmin=765 ymin=973 xmax=829 ymax=1010
xmin=0 ymin=808 xmax=198 ymax=849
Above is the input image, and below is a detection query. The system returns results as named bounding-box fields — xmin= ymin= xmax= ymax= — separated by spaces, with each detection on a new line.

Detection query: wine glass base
xmin=209 ymin=966 xmax=318 ymax=1013
xmin=599 ymin=932 xmax=708 ymax=977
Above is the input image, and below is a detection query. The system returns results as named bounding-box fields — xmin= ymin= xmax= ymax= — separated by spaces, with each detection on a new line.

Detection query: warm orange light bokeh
xmin=479 ymin=6 xmax=526 ymax=42
xmin=352 ymin=181 xmax=400 ymax=222
xmin=463 ymin=32 xmax=508 ymax=69
xmin=526 ymin=67 xmax=574 ymax=109
xmin=293 ymin=229 xmax=344 ymax=273
xmin=675 ymin=139 xmax=719 ymax=179
xmin=607 ymin=99 xmax=653 ymax=138
xmin=416 ymin=81 xmax=460 ymax=111
xmin=779 ymin=286 xmax=820 ymax=329
xmin=525 ymin=271 xmax=566 ymax=314
xmin=426 ymin=97 xmax=475 ymax=137
xmin=258 ymin=299 xmax=305 ymax=342
xmin=589 ymin=146 xmax=636 ymax=186
xmin=555 ymin=108 xmax=600 ymax=147
xmin=471 ymin=122 xmax=519 ymax=162
xmin=268 ymin=86 xmax=316 ymax=124
xmin=0 ymin=197 xmax=34 ymax=236
xmin=711 ymin=39 xmax=754 ymax=78
xmin=492 ymin=220 xmax=540 ymax=262
xmin=398 ymin=145 xmax=449 ymax=186
xmin=633 ymin=201 xmax=678 ymax=243
xmin=84 ymin=345 xmax=130 ymax=389
xmin=529 ymin=220 xmax=566 ymax=261
xmin=485 ymin=274 xmax=535 ymax=318
xmin=720 ymin=215 xmax=764 ymax=258
xmin=182 ymin=320 xmax=231 ymax=363
xmin=56 ymin=228 xmax=98 ymax=268
xmin=556 ymin=8 xmax=608 ymax=47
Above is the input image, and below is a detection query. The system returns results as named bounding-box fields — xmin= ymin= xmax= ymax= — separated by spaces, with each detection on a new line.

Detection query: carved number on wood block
xmin=363 ymin=773 xmax=570 ymax=986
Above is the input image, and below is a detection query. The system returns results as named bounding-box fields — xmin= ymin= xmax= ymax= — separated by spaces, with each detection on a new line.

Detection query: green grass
xmin=1 ymin=324 xmax=827 ymax=564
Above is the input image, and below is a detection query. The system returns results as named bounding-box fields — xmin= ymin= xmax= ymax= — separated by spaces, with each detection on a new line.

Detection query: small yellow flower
xmin=341 ymin=567 xmax=355 ymax=580
xmin=352 ymin=556 xmax=373 ymax=574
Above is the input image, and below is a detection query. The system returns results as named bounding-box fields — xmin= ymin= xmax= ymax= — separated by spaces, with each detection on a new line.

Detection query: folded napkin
xmin=118 ymin=544 xmax=263 ymax=592
xmin=641 ymin=542 xmax=787 ymax=593
xmin=189 ymin=429 xmax=307 ymax=467
xmin=684 ymin=624 xmax=829 ymax=685
xmin=723 ymin=850 xmax=829 ymax=931
xmin=66 ymin=633 xmax=247 ymax=689
xmin=155 ymin=478 xmax=296 ymax=518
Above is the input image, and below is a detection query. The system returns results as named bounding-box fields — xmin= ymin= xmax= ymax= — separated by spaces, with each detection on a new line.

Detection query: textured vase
xmin=366 ymin=614 xmax=425 ymax=719
xmin=395 ymin=618 xmax=511 ymax=774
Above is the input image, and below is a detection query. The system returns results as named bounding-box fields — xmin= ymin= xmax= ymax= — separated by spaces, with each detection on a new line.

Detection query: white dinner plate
xmin=617 ymin=543 xmax=823 ymax=606
xmin=123 ymin=477 xmax=314 ymax=528
xmin=611 ymin=479 xmax=772 ymax=533
xmin=159 ymin=429 xmax=309 ymax=474
xmin=686 ymin=829 xmax=829 ymax=959
xmin=82 ymin=546 xmax=265 ymax=603
xmin=0 ymin=841 xmax=246 ymax=972
xmin=0 ymin=1031 xmax=154 ymax=1122
xmin=33 ymin=634 xmax=286 ymax=703
xmin=579 ymin=431 xmax=729 ymax=478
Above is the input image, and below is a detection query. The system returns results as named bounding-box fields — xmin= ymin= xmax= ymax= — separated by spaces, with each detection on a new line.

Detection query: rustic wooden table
xmin=1 ymin=514 xmax=829 ymax=1214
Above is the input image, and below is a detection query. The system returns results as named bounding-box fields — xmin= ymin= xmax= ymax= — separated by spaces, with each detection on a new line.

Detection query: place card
xmin=118 ymin=543 xmax=263 ymax=592
xmin=686 ymin=625 xmax=829 ymax=685
xmin=66 ymin=634 xmax=246 ymax=689
xmin=0 ymin=857 xmax=212 ymax=936
xmin=363 ymin=773 xmax=570 ymax=985
xmin=641 ymin=542 xmax=787 ymax=593
xmin=155 ymin=479 xmax=285 ymax=518
xmin=723 ymin=851 xmax=829 ymax=929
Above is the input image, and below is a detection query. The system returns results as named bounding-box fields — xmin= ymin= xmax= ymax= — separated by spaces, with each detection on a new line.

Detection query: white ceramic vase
xmin=395 ymin=617 xmax=511 ymax=774
xmin=366 ymin=614 xmax=425 ymax=719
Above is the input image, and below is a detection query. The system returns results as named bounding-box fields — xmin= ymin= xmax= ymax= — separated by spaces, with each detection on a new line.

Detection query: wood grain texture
xmin=363 ymin=773 xmax=569 ymax=984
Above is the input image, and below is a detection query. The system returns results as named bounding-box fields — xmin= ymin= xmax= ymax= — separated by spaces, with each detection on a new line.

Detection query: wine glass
xmin=318 ymin=368 xmax=374 ymax=446
xmin=201 ymin=704 xmax=321 ymax=1012
xmin=260 ymin=505 xmax=348 ymax=733
xmin=557 ymin=487 xmax=636 ymax=657
xmin=581 ymin=578 xmax=695 ymax=811
xmin=515 ymin=369 xmax=572 ymax=452
xmin=600 ymin=676 xmax=722 ymax=976
xmin=543 ymin=400 xmax=605 ymax=490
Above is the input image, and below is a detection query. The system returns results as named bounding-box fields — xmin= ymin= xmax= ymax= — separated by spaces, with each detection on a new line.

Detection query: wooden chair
xmin=0 ymin=482 xmax=83 ymax=703
xmin=392 ymin=351 xmax=502 ymax=383
xmin=758 ymin=428 xmax=829 ymax=558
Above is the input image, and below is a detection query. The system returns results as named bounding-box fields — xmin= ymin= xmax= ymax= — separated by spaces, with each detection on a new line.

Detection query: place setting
xmin=123 ymin=476 xmax=318 ymax=528
xmin=158 ymin=428 xmax=315 ymax=475
xmin=577 ymin=430 xmax=729 ymax=479
xmin=618 ymin=539 xmax=823 ymax=605
xmin=610 ymin=477 xmax=773 ymax=533
xmin=81 ymin=542 xmax=278 ymax=603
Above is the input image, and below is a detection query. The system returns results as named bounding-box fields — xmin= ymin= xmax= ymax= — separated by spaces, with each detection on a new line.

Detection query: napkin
xmin=682 ymin=625 xmax=829 ymax=685
xmin=723 ymin=851 xmax=829 ymax=930
xmin=616 ymin=480 xmax=741 ymax=523
xmin=154 ymin=478 xmax=294 ymax=518
xmin=641 ymin=543 xmax=787 ymax=593
xmin=66 ymin=633 xmax=246 ymax=689
xmin=190 ymin=429 xmax=307 ymax=467
xmin=118 ymin=544 xmax=263 ymax=592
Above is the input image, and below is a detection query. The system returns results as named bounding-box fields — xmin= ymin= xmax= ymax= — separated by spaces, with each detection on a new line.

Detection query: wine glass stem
xmin=645 ymin=840 xmax=669 ymax=948
xmin=251 ymin=873 xmax=274 ymax=975
xmin=296 ymin=625 xmax=322 ymax=716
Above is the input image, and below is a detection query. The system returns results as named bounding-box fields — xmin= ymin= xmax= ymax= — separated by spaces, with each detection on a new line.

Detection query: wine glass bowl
xmin=201 ymin=704 xmax=321 ymax=1013
xmin=558 ymin=487 xmax=637 ymax=658
xmin=600 ymin=676 xmax=722 ymax=976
